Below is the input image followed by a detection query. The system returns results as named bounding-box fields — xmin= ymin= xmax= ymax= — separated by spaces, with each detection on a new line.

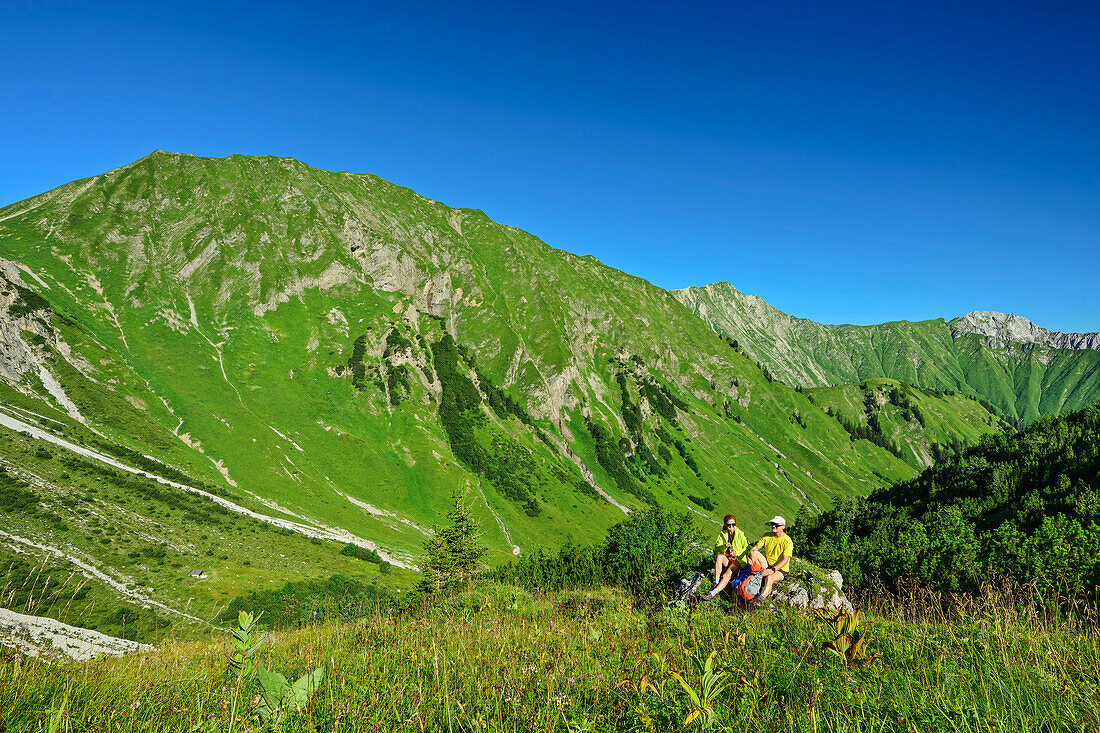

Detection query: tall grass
xmin=1 ymin=580 xmax=1098 ymax=732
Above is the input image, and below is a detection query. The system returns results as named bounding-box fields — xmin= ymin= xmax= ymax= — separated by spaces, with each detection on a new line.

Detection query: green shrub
xmin=8 ymin=282 xmax=50 ymax=318
xmin=687 ymin=494 xmax=715 ymax=511
xmin=0 ymin=469 xmax=38 ymax=513
xmin=493 ymin=507 xmax=703 ymax=608
xmin=347 ymin=335 xmax=369 ymax=389
xmin=218 ymin=575 xmax=396 ymax=629
xmin=431 ymin=334 xmax=541 ymax=515
xmin=800 ymin=399 xmax=1100 ymax=595
xmin=339 ymin=542 xmax=384 ymax=565
xmin=584 ymin=417 xmax=654 ymax=504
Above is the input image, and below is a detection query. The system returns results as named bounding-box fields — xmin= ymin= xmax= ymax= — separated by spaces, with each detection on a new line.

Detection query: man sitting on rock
xmin=701 ymin=514 xmax=747 ymax=600
xmin=751 ymin=515 xmax=793 ymax=601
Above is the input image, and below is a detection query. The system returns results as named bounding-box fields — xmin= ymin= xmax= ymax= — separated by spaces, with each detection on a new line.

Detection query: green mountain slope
xmin=673 ymin=282 xmax=1100 ymax=423
xmin=0 ymin=152 xmax=919 ymax=639
xmin=806 ymin=378 xmax=1009 ymax=468
xmin=799 ymin=398 xmax=1100 ymax=593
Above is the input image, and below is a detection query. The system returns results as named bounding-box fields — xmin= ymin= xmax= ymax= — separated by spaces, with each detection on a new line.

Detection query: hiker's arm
xmin=771 ymin=554 xmax=790 ymax=572
xmin=731 ymin=533 xmax=748 ymax=560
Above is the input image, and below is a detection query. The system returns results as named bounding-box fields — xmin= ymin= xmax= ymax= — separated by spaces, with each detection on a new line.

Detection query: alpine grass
xmin=1 ymin=580 xmax=1096 ymax=732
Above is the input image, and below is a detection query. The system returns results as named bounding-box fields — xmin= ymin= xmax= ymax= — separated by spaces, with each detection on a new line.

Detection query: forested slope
xmin=798 ymin=399 xmax=1100 ymax=593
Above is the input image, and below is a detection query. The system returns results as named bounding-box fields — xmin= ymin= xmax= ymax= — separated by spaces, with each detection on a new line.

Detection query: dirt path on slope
xmin=0 ymin=408 xmax=414 ymax=568
xmin=0 ymin=529 xmax=210 ymax=625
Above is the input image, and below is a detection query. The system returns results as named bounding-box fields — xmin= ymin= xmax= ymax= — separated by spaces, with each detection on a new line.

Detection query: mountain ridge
xmin=672 ymin=281 xmax=1100 ymax=422
xmin=679 ymin=281 xmax=1098 ymax=345
xmin=0 ymin=152 xmax=925 ymax=640
xmin=949 ymin=310 xmax=1100 ymax=351
xmin=2 ymin=150 xmax=1075 ymax=646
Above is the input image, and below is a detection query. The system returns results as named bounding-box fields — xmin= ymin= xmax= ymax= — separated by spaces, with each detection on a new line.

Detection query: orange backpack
xmin=737 ymin=555 xmax=767 ymax=602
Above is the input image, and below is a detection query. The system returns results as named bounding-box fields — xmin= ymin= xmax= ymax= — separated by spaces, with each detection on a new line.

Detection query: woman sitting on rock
xmin=702 ymin=514 xmax=747 ymax=600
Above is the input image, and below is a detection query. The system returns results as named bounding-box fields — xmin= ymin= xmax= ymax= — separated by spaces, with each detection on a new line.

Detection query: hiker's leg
xmin=758 ymin=572 xmax=777 ymax=599
xmin=711 ymin=558 xmax=746 ymax=596
xmin=758 ymin=570 xmax=787 ymax=600
xmin=711 ymin=565 xmax=736 ymax=594
xmin=713 ymin=554 xmax=729 ymax=583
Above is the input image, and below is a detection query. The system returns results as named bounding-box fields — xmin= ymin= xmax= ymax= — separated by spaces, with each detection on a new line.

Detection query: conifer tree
xmin=418 ymin=487 xmax=487 ymax=594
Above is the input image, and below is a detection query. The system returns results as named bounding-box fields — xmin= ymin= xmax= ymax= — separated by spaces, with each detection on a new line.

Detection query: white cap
xmin=768 ymin=516 xmax=786 ymax=525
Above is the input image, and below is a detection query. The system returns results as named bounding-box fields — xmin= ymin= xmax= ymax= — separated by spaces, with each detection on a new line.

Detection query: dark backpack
xmin=675 ymin=572 xmax=706 ymax=602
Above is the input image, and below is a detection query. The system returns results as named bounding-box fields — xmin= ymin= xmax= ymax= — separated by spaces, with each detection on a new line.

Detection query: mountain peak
xmin=950 ymin=311 xmax=1100 ymax=351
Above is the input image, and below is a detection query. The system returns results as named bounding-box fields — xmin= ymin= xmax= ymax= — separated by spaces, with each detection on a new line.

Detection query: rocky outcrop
xmin=769 ymin=562 xmax=853 ymax=613
xmin=672 ymin=282 xmax=840 ymax=388
xmin=949 ymin=311 xmax=1100 ymax=351
xmin=0 ymin=608 xmax=153 ymax=661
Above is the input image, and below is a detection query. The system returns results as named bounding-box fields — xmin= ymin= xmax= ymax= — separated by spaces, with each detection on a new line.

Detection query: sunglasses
xmin=769 ymin=523 xmax=783 ymax=527
xmin=725 ymin=522 xmax=736 ymax=527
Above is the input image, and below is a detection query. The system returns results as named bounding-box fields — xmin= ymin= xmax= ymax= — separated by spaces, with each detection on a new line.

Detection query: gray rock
xmin=768 ymin=564 xmax=852 ymax=613
xmin=949 ymin=311 xmax=1100 ymax=351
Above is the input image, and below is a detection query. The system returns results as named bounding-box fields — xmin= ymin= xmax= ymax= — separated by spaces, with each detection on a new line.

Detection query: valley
xmin=0 ymin=152 xmax=1094 ymax=651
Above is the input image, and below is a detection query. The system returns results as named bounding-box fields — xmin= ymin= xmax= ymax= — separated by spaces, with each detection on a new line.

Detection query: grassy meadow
xmin=2 ymin=581 xmax=1097 ymax=732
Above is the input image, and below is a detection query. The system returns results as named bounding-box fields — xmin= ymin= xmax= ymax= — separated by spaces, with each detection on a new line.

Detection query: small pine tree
xmin=418 ymin=487 xmax=487 ymax=594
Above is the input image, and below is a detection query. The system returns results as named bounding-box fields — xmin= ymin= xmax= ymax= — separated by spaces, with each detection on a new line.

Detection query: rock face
xmin=672 ymin=282 xmax=843 ymax=388
xmin=770 ymin=565 xmax=853 ymax=613
xmin=949 ymin=311 xmax=1100 ymax=351
xmin=0 ymin=259 xmax=50 ymax=385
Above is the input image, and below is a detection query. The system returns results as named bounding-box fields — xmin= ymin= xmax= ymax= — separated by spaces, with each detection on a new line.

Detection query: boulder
xmin=768 ymin=562 xmax=853 ymax=613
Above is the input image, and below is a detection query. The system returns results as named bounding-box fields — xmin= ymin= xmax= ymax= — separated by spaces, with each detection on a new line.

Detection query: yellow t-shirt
xmin=757 ymin=534 xmax=794 ymax=570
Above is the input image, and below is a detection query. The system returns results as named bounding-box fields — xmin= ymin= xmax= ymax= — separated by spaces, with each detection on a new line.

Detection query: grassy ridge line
xmin=674 ymin=281 xmax=1100 ymax=423
xmin=1 ymin=584 xmax=1096 ymax=731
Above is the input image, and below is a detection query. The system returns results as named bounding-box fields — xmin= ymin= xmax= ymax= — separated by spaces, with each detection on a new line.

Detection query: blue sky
xmin=2 ymin=0 xmax=1097 ymax=331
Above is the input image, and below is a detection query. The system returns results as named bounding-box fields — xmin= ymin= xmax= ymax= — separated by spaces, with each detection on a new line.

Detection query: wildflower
xmin=568 ymin=677 xmax=576 ymax=685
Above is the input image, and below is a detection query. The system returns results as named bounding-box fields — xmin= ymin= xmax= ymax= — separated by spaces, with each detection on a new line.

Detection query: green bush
xmin=687 ymin=494 xmax=715 ymax=511
xmin=340 ymin=541 xmax=385 ymax=565
xmin=8 ymin=282 xmax=50 ymax=318
xmin=492 ymin=507 xmax=703 ymax=608
xmin=218 ymin=575 xmax=396 ymax=629
xmin=431 ymin=334 xmax=541 ymax=515
xmin=0 ymin=469 xmax=38 ymax=513
xmin=800 ymin=399 xmax=1100 ymax=595
xmin=584 ymin=416 xmax=654 ymax=504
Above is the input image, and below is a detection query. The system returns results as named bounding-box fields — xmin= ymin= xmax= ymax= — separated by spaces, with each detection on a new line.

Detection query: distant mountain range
xmin=0 ymin=151 xmax=1090 ymax=642
xmin=673 ymin=282 xmax=1100 ymax=423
